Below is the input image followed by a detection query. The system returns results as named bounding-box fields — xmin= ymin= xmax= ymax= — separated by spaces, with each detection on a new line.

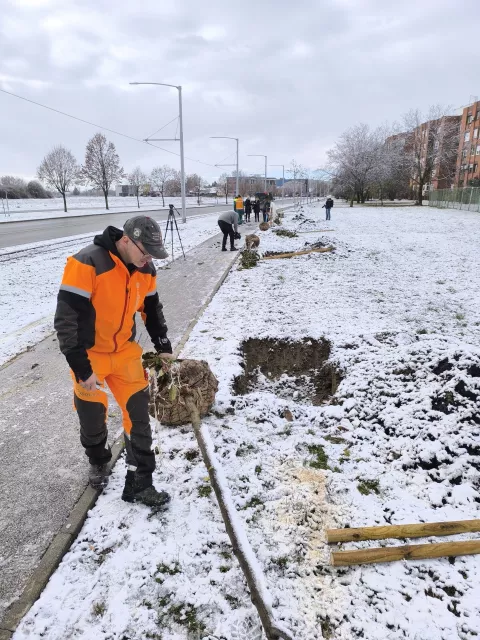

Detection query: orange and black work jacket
xmin=54 ymin=226 xmax=171 ymax=382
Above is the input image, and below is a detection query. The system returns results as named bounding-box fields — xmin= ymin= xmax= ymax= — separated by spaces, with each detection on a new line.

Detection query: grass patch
xmin=198 ymin=484 xmax=212 ymax=498
xmin=224 ymin=593 xmax=240 ymax=609
xmin=157 ymin=562 xmax=181 ymax=576
xmin=272 ymin=556 xmax=289 ymax=569
xmin=236 ymin=443 xmax=256 ymax=457
xmin=219 ymin=565 xmax=231 ymax=573
xmin=92 ymin=601 xmax=106 ymax=617
xmin=184 ymin=449 xmax=198 ymax=461
xmin=255 ymin=465 xmax=262 ymax=476
xmin=357 ymin=479 xmax=380 ymax=495
xmin=167 ymin=603 xmax=206 ymax=634
xmin=240 ymin=496 xmax=264 ymax=510
xmin=324 ymin=435 xmax=347 ymax=445
xmin=307 ymin=444 xmax=329 ymax=470
xmin=417 ymin=328 xmax=429 ymax=335
xmin=455 ymin=313 xmax=465 ymax=321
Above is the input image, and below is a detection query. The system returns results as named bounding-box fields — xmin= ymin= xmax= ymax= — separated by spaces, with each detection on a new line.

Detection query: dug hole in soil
xmin=233 ymin=338 xmax=343 ymax=406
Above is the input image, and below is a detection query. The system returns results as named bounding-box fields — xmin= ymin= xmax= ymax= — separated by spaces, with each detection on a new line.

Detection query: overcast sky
xmin=1 ymin=0 xmax=479 ymax=183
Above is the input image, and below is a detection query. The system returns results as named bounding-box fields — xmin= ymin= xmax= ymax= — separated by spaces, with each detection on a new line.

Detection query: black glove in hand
xmin=234 ymin=232 xmax=241 ymax=240
xmin=155 ymin=337 xmax=173 ymax=354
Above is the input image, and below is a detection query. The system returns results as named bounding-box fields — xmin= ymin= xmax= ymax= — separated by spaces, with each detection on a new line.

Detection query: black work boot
xmin=121 ymin=470 xmax=136 ymax=503
xmin=222 ymin=247 xmax=227 ymax=251
xmin=230 ymin=246 xmax=238 ymax=251
xmin=122 ymin=474 xmax=171 ymax=508
xmin=89 ymin=463 xmax=110 ymax=489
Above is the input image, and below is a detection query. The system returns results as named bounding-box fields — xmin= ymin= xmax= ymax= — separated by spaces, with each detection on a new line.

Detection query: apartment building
xmin=226 ymin=176 xmax=277 ymax=195
xmin=455 ymin=100 xmax=480 ymax=187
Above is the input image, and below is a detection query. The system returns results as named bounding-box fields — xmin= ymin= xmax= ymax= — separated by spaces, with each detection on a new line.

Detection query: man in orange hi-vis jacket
xmin=54 ymin=216 xmax=173 ymax=508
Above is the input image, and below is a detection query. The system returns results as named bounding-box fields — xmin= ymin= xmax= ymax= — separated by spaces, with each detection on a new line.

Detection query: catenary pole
xmin=130 ymin=81 xmax=187 ymax=223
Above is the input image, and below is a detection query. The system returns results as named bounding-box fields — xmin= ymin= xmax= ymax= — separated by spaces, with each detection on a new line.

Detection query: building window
xmin=464 ymin=131 xmax=471 ymax=142
xmin=474 ymin=128 xmax=479 ymax=139
xmin=468 ymin=164 xmax=474 ymax=172
xmin=474 ymin=163 xmax=478 ymax=173
xmin=467 ymin=113 xmax=473 ymax=124
xmin=476 ymin=145 xmax=480 ymax=156
xmin=462 ymin=149 xmax=467 ymax=158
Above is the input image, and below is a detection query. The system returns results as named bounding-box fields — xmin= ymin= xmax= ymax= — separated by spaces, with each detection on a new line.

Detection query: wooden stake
xmin=185 ymin=398 xmax=294 ymax=640
xmin=296 ymin=229 xmax=335 ymax=233
xmin=332 ymin=540 xmax=480 ymax=566
xmin=263 ymin=247 xmax=333 ymax=260
xmin=327 ymin=519 xmax=480 ymax=543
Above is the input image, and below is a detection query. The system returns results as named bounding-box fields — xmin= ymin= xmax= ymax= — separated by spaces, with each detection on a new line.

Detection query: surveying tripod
xmin=164 ymin=204 xmax=186 ymax=262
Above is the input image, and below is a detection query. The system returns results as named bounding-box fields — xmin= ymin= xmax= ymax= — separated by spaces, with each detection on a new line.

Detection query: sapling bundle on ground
xmin=240 ymin=249 xmax=260 ymax=269
xmin=273 ymin=228 xmax=298 ymax=238
xmin=259 ymin=222 xmax=269 ymax=231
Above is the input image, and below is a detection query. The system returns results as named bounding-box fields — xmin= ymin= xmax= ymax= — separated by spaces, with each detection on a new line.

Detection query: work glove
xmin=234 ymin=232 xmax=241 ymax=240
xmin=155 ymin=337 xmax=173 ymax=354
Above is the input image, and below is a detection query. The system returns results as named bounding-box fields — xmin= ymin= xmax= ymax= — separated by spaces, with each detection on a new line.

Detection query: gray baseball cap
xmin=123 ymin=216 xmax=168 ymax=259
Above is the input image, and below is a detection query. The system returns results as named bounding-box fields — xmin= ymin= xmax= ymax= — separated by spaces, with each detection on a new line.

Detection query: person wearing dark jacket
xmin=244 ymin=197 xmax=252 ymax=222
xmin=253 ymin=199 xmax=261 ymax=222
xmin=322 ymin=197 xmax=334 ymax=220
xmin=54 ymin=216 xmax=173 ymax=508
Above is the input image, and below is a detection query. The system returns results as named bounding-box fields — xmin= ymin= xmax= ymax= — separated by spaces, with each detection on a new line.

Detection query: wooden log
xmin=327 ymin=519 xmax=480 ymax=543
xmin=185 ymin=398 xmax=294 ymax=640
xmin=263 ymin=247 xmax=334 ymax=260
xmin=297 ymin=229 xmax=335 ymax=233
xmin=332 ymin=540 xmax=480 ymax=566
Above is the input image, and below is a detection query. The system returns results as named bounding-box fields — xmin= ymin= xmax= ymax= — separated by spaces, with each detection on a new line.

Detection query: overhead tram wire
xmin=0 ymin=87 xmax=217 ymax=169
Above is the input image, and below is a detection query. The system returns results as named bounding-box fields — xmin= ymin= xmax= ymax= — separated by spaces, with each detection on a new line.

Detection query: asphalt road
xmin=0 ymin=203 xmax=230 ymax=248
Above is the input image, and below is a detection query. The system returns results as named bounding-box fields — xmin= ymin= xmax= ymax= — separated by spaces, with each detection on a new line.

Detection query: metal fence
xmin=428 ymin=187 xmax=480 ymax=212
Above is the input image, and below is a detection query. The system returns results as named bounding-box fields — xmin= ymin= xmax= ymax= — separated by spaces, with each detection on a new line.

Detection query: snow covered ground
xmin=0 ymin=212 xmax=222 ymax=366
xmin=13 ymin=203 xmax=480 ymax=639
xmin=0 ymin=196 xmax=224 ymax=222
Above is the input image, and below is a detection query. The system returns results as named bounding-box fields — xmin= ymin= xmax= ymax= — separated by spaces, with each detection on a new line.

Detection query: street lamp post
xmin=211 ymin=136 xmax=239 ymax=198
xmin=248 ymin=154 xmax=267 ymax=192
xmin=270 ymin=164 xmax=285 ymax=201
xmin=130 ymin=81 xmax=186 ymax=223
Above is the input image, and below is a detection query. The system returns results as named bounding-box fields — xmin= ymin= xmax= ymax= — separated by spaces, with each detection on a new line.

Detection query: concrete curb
xmin=0 ymin=246 xmax=239 ymax=638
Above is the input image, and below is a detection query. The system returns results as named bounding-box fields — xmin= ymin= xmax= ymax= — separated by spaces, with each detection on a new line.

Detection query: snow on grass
xmin=0 ymin=196 xmax=223 ymax=222
xmin=0 ymin=213 xmax=221 ymax=366
xmin=13 ymin=203 xmax=480 ymax=640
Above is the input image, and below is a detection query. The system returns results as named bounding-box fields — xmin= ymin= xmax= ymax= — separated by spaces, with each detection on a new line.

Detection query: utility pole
xmin=130 ymin=81 xmax=187 ymax=223
xmin=248 ymin=154 xmax=268 ymax=192
xmin=271 ymin=164 xmax=285 ymax=200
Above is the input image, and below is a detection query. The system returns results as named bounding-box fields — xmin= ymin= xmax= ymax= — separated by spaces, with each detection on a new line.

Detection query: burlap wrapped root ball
xmin=258 ymin=222 xmax=269 ymax=231
xmin=143 ymin=353 xmax=219 ymax=426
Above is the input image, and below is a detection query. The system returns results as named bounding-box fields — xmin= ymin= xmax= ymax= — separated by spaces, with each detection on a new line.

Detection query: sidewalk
xmin=0 ymin=226 xmax=254 ymax=637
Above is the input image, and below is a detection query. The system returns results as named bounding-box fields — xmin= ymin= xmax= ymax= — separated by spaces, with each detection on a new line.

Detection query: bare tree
xmin=128 ymin=166 xmax=148 ymax=209
xmin=287 ymin=160 xmax=308 ymax=202
xmin=217 ymin=173 xmax=229 ymax=204
xmin=150 ymin=165 xmax=174 ymax=206
xmin=327 ymin=124 xmax=385 ymax=206
xmin=37 ymin=145 xmax=80 ymax=212
xmin=81 ymin=133 xmax=124 ymax=210
xmin=401 ymin=106 xmax=460 ymax=205
xmin=186 ymin=173 xmax=204 ymax=204
xmin=166 ymin=170 xmax=181 ymax=197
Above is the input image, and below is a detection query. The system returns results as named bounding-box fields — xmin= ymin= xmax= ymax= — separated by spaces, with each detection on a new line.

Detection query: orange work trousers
xmin=71 ymin=341 xmax=155 ymax=477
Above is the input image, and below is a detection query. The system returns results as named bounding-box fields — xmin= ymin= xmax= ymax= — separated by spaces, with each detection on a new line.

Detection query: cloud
xmin=0 ymin=0 xmax=479 ymax=181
